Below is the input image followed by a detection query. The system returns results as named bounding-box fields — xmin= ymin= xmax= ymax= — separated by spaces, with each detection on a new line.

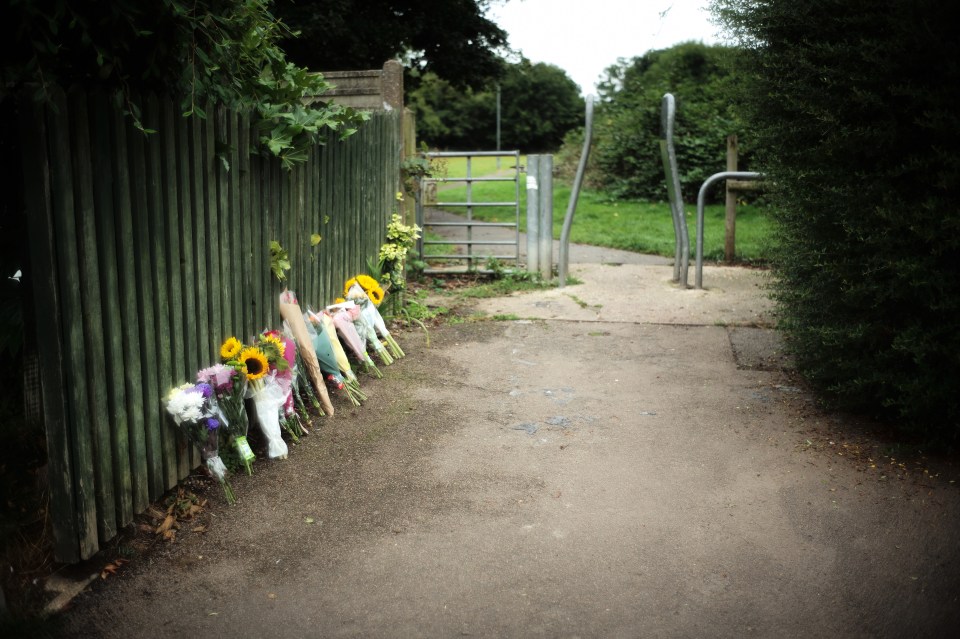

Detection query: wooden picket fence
xmin=20 ymin=89 xmax=402 ymax=562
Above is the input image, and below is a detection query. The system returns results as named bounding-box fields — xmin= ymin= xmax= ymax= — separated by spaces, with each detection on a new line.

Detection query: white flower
xmin=165 ymin=386 xmax=206 ymax=424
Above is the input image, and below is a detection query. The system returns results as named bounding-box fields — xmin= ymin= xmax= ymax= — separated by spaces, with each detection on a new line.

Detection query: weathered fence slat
xmin=89 ymin=91 xmax=129 ymax=543
xmin=131 ymin=94 xmax=163 ymax=502
xmin=108 ymin=101 xmax=143 ymax=527
xmin=155 ymin=96 xmax=182 ymax=487
xmin=21 ymin=93 xmax=81 ymax=563
xmin=171 ymin=103 xmax=197 ymax=477
xmin=204 ymin=104 xmax=223 ymax=355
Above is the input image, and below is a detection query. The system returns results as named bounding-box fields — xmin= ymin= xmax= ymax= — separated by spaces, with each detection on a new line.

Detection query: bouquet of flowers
xmin=198 ymin=351 xmax=255 ymax=475
xmin=278 ymin=289 xmax=335 ymax=416
xmin=358 ymin=303 xmax=394 ymax=365
xmin=292 ymin=338 xmax=324 ymax=415
xmin=314 ymin=309 xmax=366 ymax=396
xmin=256 ymin=330 xmax=307 ymax=444
xmin=329 ymin=303 xmax=382 ymax=378
xmin=283 ymin=334 xmax=315 ymax=428
xmin=237 ymin=343 xmax=289 ymax=460
xmin=305 ymin=310 xmax=366 ymax=405
xmin=165 ymin=382 xmax=236 ymax=504
xmin=345 ymin=279 xmax=405 ymax=359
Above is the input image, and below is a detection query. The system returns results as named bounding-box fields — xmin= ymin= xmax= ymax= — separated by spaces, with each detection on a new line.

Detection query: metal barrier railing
xmin=416 ymin=150 xmax=521 ymax=272
xmin=659 ymin=93 xmax=691 ymax=287
xmin=695 ymin=171 xmax=763 ymax=288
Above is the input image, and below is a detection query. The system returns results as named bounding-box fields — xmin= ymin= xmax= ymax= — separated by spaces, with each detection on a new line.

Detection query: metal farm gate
xmin=415 ymin=151 xmax=521 ymax=272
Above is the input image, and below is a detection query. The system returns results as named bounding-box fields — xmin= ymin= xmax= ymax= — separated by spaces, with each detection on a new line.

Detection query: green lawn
xmin=431 ymin=176 xmax=777 ymax=263
xmin=431 ymin=154 xmax=525 ymax=179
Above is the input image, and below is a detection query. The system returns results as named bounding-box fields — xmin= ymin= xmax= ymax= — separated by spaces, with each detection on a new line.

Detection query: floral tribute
xmin=197 ymin=359 xmax=254 ymax=475
xmin=165 ymin=382 xmax=236 ymax=504
xmin=161 ymin=219 xmax=418 ymax=504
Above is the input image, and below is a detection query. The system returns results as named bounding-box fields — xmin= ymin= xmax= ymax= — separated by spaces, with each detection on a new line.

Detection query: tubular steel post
xmin=496 ymin=84 xmax=502 ymax=171
xmin=465 ymin=155 xmax=474 ymax=270
xmin=559 ymin=95 xmax=595 ymax=288
xmin=538 ymin=155 xmax=553 ymax=280
xmin=526 ymin=154 xmax=540 ymax=274
xmin=659 ymin=93 xmax=690 ymax=286
xmin=695 ymin=171 xmax=762 ymax=289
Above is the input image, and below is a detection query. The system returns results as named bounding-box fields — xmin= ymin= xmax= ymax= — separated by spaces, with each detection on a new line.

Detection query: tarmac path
xmin=56 ymin=239 xmax=960 ymax=638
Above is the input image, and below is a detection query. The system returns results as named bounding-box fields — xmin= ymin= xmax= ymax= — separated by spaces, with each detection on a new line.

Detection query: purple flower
xmin=206 ymin=417 xmax=220 ymax=431
xmin=196 ymin=383 xmax=213 ymax=398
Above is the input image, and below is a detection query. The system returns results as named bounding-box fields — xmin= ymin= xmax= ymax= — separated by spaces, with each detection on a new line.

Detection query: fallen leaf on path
xmin=99 ymin=559 xmax=128 ymax=580
xmin=156 ymin=514 xmax=178 ymax=535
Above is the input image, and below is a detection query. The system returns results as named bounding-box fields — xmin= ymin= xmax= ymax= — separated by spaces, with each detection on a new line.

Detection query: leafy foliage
xmin=272 ymin=0 xmax=509 ymax=90
xmin=410 ymin=59 xmax=584 ymax=152
xmin=713 ymin=0 xmax=960 ymax=444
xmin=589 ymin=42 xmax=744 ymax=201
xmin=1 ymin=0 xmax=367 ymax=166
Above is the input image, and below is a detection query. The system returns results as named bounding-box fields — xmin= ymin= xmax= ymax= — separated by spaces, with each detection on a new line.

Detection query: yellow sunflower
xmin=334 ymin=297 xmax=346 ymax=305
xmin=261 ymin=334 xmax=286 ymax=358
xmin=368 ymin=286 xmax=385 ymax=306
xmin=220 ymin=336 xmax=242 ymax=361
xmin=343 ymin=277 xmax=358 ymax=296
xmin=238 ymin=347 xmax=269 ymax=381
xmin=356 ymin=274 xmax=380 ymax=292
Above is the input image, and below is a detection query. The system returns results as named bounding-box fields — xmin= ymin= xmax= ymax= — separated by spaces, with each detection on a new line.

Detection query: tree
xmin=271 ymin=0 xmax=509 ymax=89
xmin=409 ymin=59 xmax=584 ymax=152
xmin=712 ymin=0 xmax=960 ymax=444
xmin=590 ymin=42 xmax=742 ymax=201
xmin=1 ymin=0 xmax=366 ymax=166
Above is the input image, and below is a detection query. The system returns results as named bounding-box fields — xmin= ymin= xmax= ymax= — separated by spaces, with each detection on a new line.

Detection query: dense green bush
xmin=713 ymin=0 xmax=960 ymax=445
xmin=589 ymin=42 xmax=745 ymax=201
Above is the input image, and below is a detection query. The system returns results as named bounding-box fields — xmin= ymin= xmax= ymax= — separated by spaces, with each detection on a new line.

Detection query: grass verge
xmin=433 ymin=179 xmax=776 ymax=264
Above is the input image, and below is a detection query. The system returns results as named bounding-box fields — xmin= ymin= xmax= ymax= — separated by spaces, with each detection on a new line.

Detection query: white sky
xmin=488 ymin=0 xmax=725 ymax=96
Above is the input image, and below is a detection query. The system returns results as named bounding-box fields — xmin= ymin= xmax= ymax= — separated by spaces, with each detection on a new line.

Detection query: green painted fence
xmin=20 ymin=89 xmax=401 ymax=563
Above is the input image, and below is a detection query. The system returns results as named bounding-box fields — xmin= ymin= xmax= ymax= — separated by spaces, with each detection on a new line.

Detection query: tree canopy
xmin=409 ymin=59 xmax=583 ymax=152
xmin=589 ymin=42 xmax=743 ymax=201
xmin=2 ymin=0 xmax=367 ymax=166
xmin=712 ymin=0 xmax=960 ymax=444
xmin=272 ymin=0 xmax=509 ymax=89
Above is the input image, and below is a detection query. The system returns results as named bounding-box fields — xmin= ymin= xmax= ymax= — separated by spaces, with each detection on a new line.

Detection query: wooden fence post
xmin=725 ymin=134 xmax=738 ymax=263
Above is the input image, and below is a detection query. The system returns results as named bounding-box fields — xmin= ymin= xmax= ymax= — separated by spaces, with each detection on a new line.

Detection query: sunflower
xmin=343 ymin=277 xmax=358 ymax=296
xmin=238 ymin=347 xmax=269 ymax=381
xmin=368 ymin=286 xmax=385 ymax=306
xmin=261 ymin=333 xmax=286 ymax=358
xmin=220 ymin=336 xmax=242 ymax=361
xmin=356 ymin=274 xmax=380 ymax=292
xmin=334 ymin=297 xmax=346 ymax=305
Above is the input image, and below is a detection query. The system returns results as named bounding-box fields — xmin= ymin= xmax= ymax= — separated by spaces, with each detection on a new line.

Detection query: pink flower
xmin=197 ymin=364 xmax=236 ymax=390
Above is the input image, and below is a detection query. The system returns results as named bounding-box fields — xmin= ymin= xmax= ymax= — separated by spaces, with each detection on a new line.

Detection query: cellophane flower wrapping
xmin=346 ymin=283 xmax=404 ymax=360
xmin=271 ymin=333 xmax=298 ymax=421
xmin=197 ymin=363 xmax=255 ymax=475
xmin=319 ymin=311 xmax=362 ymax=389
xmin=345 ymin=295 xmax=392 ymax=366
xmin=305 ymin=311 xmax=365 ymax=405
xmin=165 ymin=382 xmax=236 ymax=503
xmin=292 ymin=338 xmax=323 ymax=412
xmin=246 ymin=373 xmax=289 ymax=459
xmin=330 ymin=305 xmax=382 ymax=378
xmin=278 ymin=290 xmax=334 ymax=416
xmin=279 ymin=330 xmax=310 ymax=437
